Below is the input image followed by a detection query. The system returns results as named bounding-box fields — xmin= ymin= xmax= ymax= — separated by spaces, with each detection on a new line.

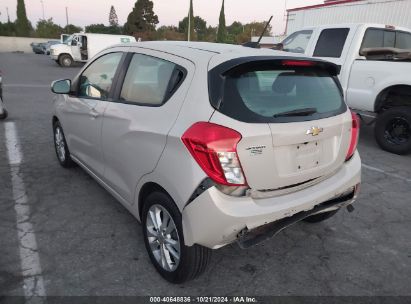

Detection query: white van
xmin=50 ymin=33 xmax=136 ymax=67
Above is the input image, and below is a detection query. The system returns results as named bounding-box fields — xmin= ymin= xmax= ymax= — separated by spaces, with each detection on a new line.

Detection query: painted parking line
xmin=4 ymin=122 xmax=46 ymax=298
xmin=362 ymin=163 xmax=411 ymax=183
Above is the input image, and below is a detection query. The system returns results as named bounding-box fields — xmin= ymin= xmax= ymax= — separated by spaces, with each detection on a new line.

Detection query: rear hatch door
xmin=208 ymin=57 xmax=352 ymax=190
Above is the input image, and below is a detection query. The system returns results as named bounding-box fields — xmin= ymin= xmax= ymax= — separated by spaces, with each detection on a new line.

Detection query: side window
xmin=313 ymin=28 xmax=349 ymax=58
xmin=396 ymin=31 xmax=411 ymax=49
xmin=79 ymin=52 xmax=122 ymax=100
xmin=120 ymin=53 xmax=184 ymax=106
xmin=282 ymin=30 xmax=313 ymax=54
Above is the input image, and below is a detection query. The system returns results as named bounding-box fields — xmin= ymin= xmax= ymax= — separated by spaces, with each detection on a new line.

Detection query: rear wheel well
xmin=138 ymin=182 xmax=170 ymax=219
xmin=375 ymin=85 xmax=411 ymax=113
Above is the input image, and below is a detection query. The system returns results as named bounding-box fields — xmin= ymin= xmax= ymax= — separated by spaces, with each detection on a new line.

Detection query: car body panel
xmin=101 ymin=47 xmax=196 ymax=204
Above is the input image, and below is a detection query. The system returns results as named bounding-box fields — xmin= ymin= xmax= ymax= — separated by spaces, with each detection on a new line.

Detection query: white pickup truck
xmin=278 ymin=23 xmax=411 ymax=154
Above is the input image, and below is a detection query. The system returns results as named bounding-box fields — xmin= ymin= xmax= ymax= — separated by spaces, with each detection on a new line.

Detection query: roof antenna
xmin=242 ymin=15 xmax=273 ymax=49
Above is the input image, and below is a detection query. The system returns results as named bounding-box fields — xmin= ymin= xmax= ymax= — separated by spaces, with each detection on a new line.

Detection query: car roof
xmin=115 ymin=41 xmax=303 ymax=68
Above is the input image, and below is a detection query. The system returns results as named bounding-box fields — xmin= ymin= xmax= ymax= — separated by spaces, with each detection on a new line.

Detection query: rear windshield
xmin=212 ymin=64 xmax=345 ymax=123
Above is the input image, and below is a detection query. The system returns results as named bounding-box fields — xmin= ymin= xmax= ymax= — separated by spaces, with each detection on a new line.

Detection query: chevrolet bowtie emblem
xmin=306 ymin=127 xmax=323 ymax=136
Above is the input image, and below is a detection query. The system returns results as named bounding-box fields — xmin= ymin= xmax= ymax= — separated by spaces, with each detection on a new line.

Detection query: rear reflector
xmin=282 ymin=60 xmax=316 ymax=67
xmin=346 ymin=111 xmax=360 ymax=161
xmin=182 ymin=122 xmax=247 ymax=186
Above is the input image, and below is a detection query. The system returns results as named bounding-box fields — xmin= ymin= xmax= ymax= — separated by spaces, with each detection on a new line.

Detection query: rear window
xmin=210 ymin=61 xmax=345 ymax=123
xmin=361 ymin=28 xmax=411 ymax=50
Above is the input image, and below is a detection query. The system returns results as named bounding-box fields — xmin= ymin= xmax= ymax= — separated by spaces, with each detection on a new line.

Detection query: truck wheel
xmin=59 ymin=54 xmax=73 ymax=67
xmin=375 ymin=107 xmax=411 ymax=155
xmin=303 ymin=210 xmax=339 ymax=223
xmin=142 ymin=191 xmax=211 ymax=283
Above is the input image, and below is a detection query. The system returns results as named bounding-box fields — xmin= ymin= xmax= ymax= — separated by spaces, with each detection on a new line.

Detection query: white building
xmin=286 ymin=0 xmax=411 ymax=35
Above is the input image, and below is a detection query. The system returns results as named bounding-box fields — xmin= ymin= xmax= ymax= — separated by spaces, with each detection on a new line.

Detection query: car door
xmin=70 ymin=35 xmax=82 ymax=61
xmin=101 ymin=50 xmax=194 ymax=204
xmin=62 ymin=51 xmax=124 ymax=177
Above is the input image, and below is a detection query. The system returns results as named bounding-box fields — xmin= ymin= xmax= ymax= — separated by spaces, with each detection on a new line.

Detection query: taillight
xmin=346 ymin=111 xmax=360 ymax=161
xmin=182 ymin=122 xmax=247 ymax=186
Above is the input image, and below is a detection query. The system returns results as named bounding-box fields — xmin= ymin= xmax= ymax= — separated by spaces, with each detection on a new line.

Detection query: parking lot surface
xmin=0 ymin=53 xmax=410 ymax=296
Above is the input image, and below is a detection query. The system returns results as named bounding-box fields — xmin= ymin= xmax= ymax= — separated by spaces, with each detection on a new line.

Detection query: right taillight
xmin=346 ymin=111 xmax=360 ymax=161
xmin=181 ymin=122 xmax=247 ymax=186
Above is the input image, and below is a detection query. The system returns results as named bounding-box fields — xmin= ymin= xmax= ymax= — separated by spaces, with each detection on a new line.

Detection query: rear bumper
xmin=182 ymin=152 xmax=361 ymax=249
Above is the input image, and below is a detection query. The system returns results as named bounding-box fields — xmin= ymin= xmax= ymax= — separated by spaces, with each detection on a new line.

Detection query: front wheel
xmin=53 ymin=121 xmax=75 ymax=168
xmin=375 ymin=107 xmax=411 ymax=155
xmin=0 ymin=98 xmax=7 ymax=120
xmin=142 ymin=191 xmax=211 ymax=283
xmin=59 ymin=54 xmax=73 ymax=67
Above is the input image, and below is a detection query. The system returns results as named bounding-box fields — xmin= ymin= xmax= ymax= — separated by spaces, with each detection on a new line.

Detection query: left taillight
xmin=181 ymin=122 xmax=247 ymax=186
xmin=346 ymin=111 xmax=360 ymax=161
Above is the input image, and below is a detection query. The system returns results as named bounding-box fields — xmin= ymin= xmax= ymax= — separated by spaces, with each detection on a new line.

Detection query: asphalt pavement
xmin=0 ymin=52 xmax=410 ymax=297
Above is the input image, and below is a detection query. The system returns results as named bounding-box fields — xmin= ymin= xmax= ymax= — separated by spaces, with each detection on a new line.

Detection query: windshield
xmin=282 ymin=30 xmax=313 ymax=54
xmin=211 ymin=64 xmax=345 ymax=123
xmin=64 ymin=35 xmax=74 ymax=45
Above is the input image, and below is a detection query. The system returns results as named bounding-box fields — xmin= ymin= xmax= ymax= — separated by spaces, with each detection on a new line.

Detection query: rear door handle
xmin=89 ymin=109 xmax=99 ymax=119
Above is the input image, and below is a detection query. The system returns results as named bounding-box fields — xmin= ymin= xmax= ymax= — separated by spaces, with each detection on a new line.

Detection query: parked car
xmin=0 ymin=70 xmax=7 ymax=119
xmin=50 ymin=33 xmax=136 ymax=67
xmin=278 ymin=23 xmax=411 ymax=154
xmin=50 ymin=42 xmax=361 ymax=283
xmin=31 ymin=42 xmax=47 ymax=54
xmin=45 ymin=40 xmax=60 ymax=55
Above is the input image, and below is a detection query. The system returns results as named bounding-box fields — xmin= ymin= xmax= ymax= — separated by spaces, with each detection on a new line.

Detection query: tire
xmin=53 ymin=121 xmax=75 ymax=168
xmin=59 ymin=54 xmax=73 ymax=67
xmin=375 ymin=106 xmax=411 ymax=155
xmin=142 ymin=191 xmax=211 ymax=283
xmin=0 ymin=108 xmax=8 ymax=120
xmin=303 ymin=210 xmax=339 ymax=223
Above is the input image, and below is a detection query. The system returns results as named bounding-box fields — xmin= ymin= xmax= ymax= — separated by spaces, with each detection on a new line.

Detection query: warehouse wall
xmin=0 ymin=36 xmax=51 ymax=53
xmin=287 ymin=0 xmax=411 ymax=34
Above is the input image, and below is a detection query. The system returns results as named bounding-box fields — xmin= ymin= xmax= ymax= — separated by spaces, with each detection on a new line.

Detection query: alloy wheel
xmin=146 ymin=204 xmax=181 ymax=272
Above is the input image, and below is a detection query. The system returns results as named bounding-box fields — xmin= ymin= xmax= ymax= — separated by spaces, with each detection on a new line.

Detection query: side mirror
xmin=272 ymin=43 xmax=284 ymax=51
xmin=51 ymin=79 xmax=71 ymax=94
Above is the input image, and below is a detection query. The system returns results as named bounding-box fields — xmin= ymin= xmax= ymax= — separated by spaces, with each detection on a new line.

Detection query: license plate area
xmin=295 ymin=141 xmax=321 ymax=171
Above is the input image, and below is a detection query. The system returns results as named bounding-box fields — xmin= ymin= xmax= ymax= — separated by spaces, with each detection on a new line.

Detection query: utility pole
xmin=65 ymin=7 xmax=69 ymax=27
xmin=6 ymin=6 xmax=10 ymax=22
xmin=40 ymin=0 xmax=45 ymax=19
xmin=188 ymin=14 xmax=191 ymax=41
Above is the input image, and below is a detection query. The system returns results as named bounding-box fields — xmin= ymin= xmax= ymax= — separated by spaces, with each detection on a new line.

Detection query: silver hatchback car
xmin=51 ymin=42 xmax=361 ymax=283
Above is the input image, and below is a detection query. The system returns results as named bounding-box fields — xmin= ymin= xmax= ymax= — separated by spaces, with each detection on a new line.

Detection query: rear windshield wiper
xmin=273 ymin=108 xmax=317 ymax=118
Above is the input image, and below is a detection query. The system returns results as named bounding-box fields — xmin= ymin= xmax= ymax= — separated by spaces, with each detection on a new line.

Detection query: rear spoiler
xmin=360 ymin=47 xmax=411 ymax=60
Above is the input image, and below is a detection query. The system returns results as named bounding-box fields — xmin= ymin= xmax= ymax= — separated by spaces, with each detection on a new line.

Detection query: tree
xmin=178 ymin=16 xmax=207 ymax=41
xmin=15 ymin=0 xmax=32 ymax=37
xmin=124 ymin=0 xmax=159 ymax=36
xmin=85 ymin=23 xmax=122 ymax=34
xmin=35 ymin=18 xmax=62 ymax=38
xmin=216 ymin=0 xmax=227 ymax=43
xmin=235 ymin=21 xmax=273 ymax=44
xmin=188 ymin=0 xmax=194 ymax=41
xmin=109 ymin=5 xmax=119 ymax=27
xmin=0 ymin=21 xmax=16 ymax=36
xmin=156 ymin=25 xmax=185 ymax=41
xmin=64 ymin=24 xmax=83 ymax=34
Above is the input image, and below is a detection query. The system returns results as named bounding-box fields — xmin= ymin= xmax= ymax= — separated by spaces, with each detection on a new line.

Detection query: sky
xmin=0 ymin=0 xmax=323 ymax=35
